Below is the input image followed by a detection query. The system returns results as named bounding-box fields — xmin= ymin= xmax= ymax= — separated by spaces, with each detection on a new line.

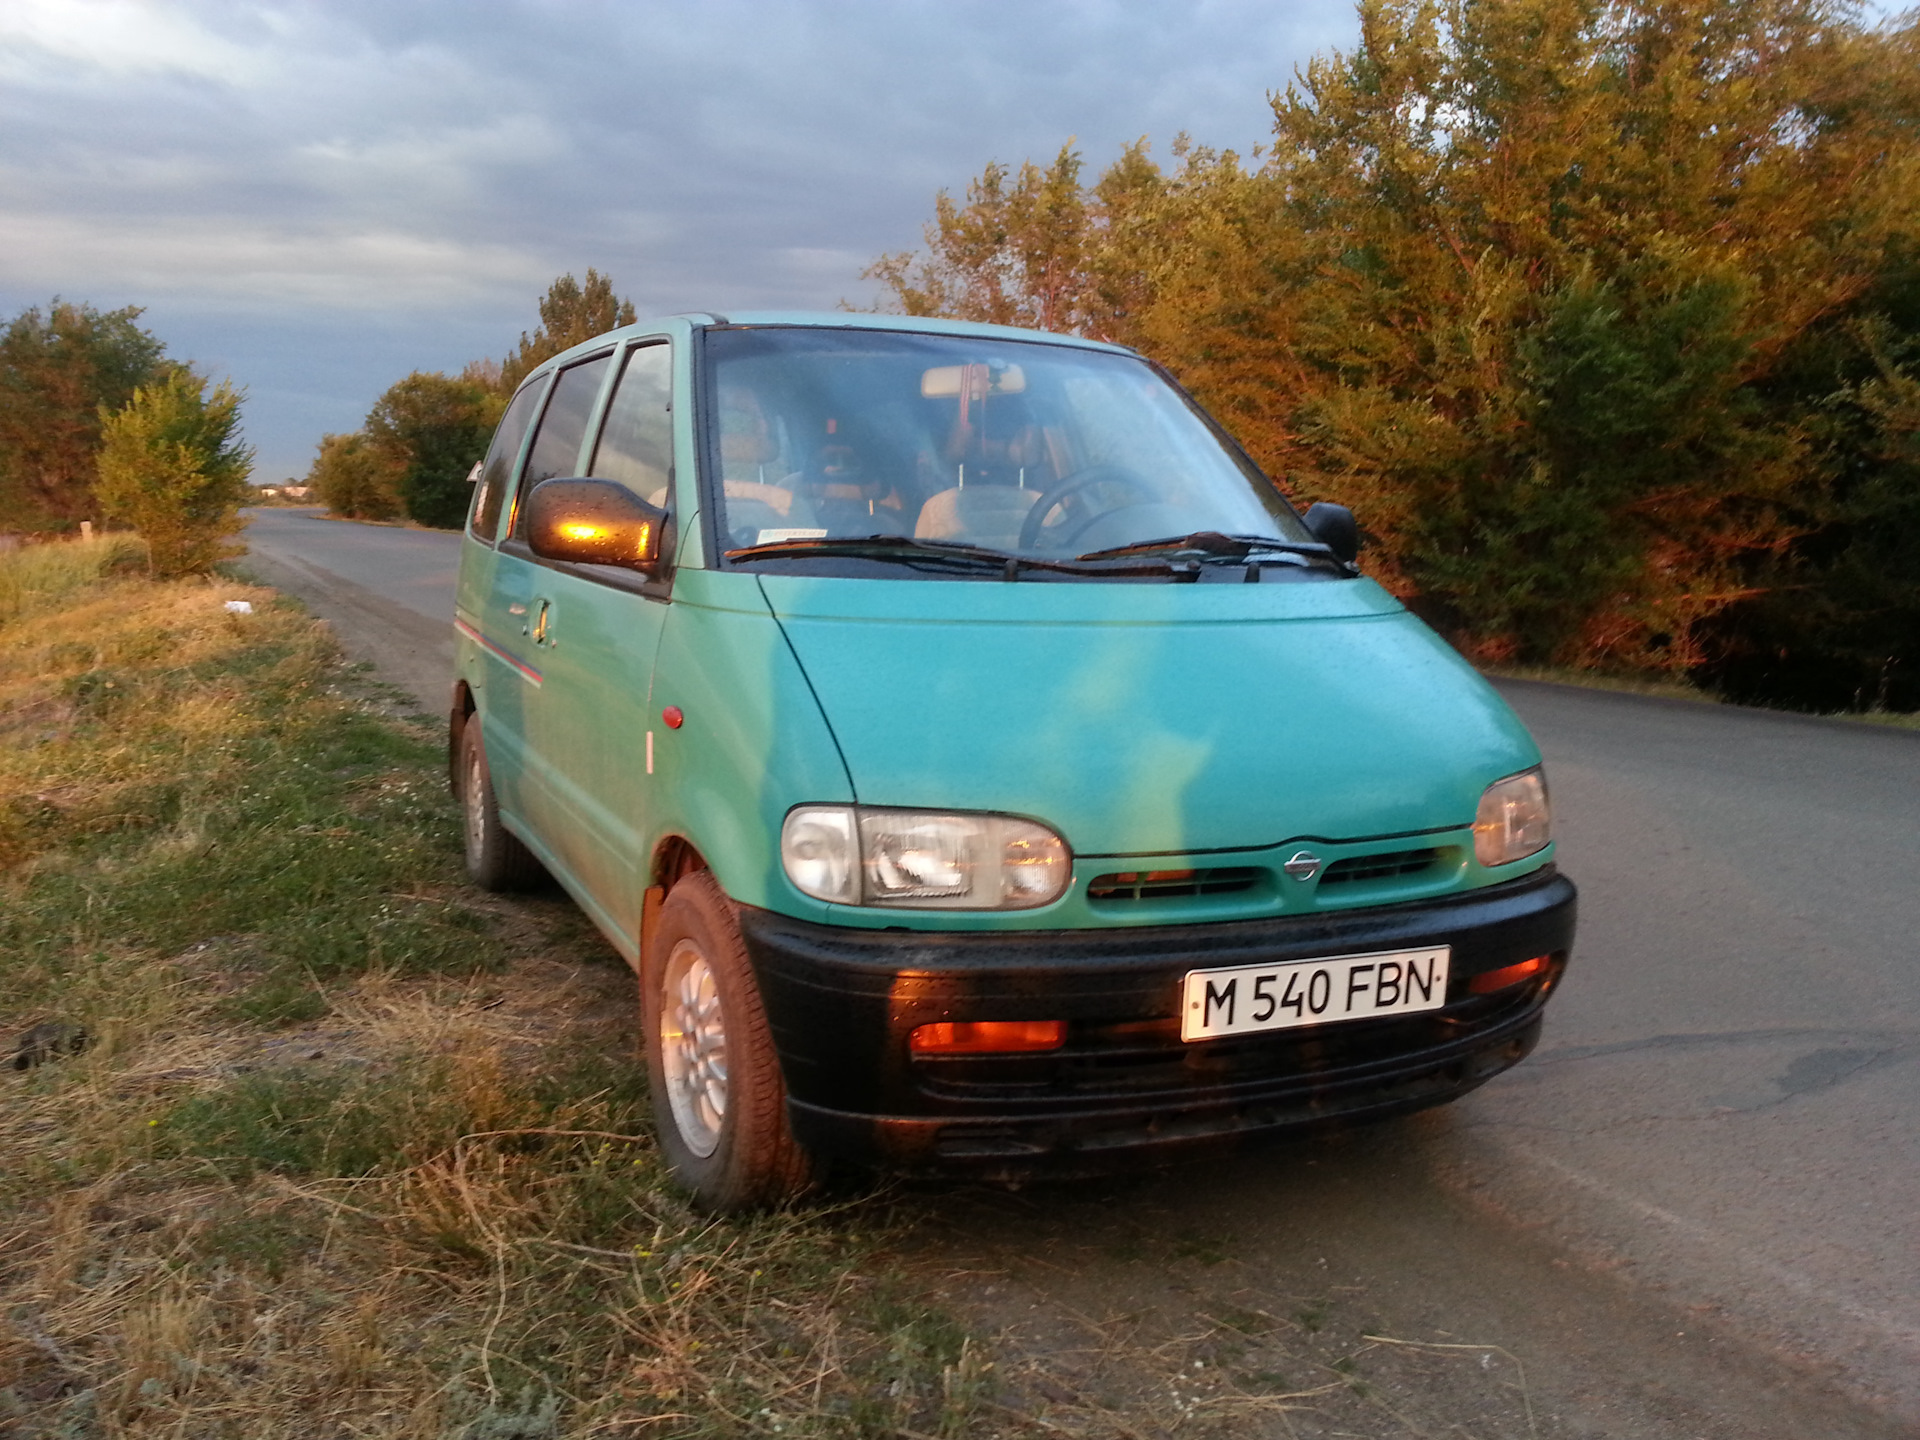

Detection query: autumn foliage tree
xmin=93 ymin=370 xmax=254 ymax=577
xmin=499 ymin=269 xmax=637 ymax=394
xmin=307 ymin=432 xmax=404 ymax=521
xmin=0 ymin=301 xmax=170 ymax=532
xmin=365 ymin=372 xmax=501 ymax=528
xmin=313 ymin=271 xmax=634 ymax=529
xmin=871 ymin=0 xmax=1920 ymax=709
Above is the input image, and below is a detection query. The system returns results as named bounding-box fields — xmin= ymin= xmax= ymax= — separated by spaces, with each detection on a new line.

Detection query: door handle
xmin=531 ymin=599 xmax=552 ymax=646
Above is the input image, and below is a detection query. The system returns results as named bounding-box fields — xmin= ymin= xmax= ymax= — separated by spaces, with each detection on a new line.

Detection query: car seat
xmin=913 ymin=423 xmax=1050 ymax=550
xmin=718 ymin=389 xmax=818 ymax=546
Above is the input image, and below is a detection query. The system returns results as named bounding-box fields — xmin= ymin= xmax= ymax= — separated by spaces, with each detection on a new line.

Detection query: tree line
xmin=870 ymin=0 xmax=1920 ymax=713
xmin=308 ymin=270 xmax=635 ymax=528
xmin=0 ymin=273 xmax=639 ymax=575
xmin=0 ymin=301 xmax=253 ymax=576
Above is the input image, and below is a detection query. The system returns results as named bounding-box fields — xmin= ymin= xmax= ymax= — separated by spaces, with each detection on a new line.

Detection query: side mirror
xmin=1302 ymin=502 xmax=1359 ymax=564
xmin=525 ymin=478 xmax=668 ymax=573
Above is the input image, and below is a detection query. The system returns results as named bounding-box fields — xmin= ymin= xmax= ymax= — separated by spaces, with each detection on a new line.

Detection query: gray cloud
xmin=1 ymin=0 xmax=1357 ymax=481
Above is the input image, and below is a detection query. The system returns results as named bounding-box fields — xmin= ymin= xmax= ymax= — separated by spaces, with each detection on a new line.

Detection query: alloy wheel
xmin=463 ymin=745 xmax=488 ymax=864
xmin=660 ymin=939 xmax=728 ymax=1157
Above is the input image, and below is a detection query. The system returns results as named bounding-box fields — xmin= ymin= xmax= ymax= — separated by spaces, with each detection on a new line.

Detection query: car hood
xmin=758 ymin=574 xmax=1540 ymax=856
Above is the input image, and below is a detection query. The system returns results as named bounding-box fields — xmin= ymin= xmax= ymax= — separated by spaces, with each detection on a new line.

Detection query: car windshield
xmin=704 ymin=327 xmax=1314 ymax=569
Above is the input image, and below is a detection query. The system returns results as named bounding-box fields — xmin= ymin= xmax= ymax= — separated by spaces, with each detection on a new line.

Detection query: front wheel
xmin=457 ymin=717 xmax=546 ymax=891
xmin=641 ymin=871 xmax=813 ymax=1210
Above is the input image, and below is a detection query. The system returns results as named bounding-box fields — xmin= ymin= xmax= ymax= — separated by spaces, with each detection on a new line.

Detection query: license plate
xmin=1180 ymin=946 xmax=1451 ymax=1042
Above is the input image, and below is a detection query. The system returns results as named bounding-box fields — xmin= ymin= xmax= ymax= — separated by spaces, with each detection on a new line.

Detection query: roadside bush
xmin=93 ymin=369 xmax=253 ymax=577
xmin=366 ymin=370 xmax=500 ymax=528
xmin=307 ymin=430 xmax=404 ymax=520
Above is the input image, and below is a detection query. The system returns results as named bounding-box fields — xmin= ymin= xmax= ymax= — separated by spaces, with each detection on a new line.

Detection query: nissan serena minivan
xmin=451 ymin=312 xmax=1577 ymax=1210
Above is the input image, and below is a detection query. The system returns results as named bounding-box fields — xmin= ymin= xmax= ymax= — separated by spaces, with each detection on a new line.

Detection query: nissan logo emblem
xmin=1283 ymin=850 xmax=1323 ymax=881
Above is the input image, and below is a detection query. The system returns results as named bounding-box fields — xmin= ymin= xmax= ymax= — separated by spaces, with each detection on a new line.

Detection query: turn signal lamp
xmin=910 ymin=1020 xmax=1065 ymax=1055
xmin=1467 ymin=955 xmax=1550 ymax=995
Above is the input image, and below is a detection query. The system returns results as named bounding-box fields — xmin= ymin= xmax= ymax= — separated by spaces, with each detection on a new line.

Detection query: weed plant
xmin=0 ymin=533 xmax=147 ymax=629
xmin=0 ymin=544 xmax=988 ymax=1438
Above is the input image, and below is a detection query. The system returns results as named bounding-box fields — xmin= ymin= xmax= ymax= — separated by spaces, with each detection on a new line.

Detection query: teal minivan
xmin=452 ymin=312 xmax=1576 ymax=1209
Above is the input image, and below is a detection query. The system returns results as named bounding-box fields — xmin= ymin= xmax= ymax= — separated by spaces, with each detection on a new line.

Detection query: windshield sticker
xmin=756 ymin=528 xmax=829 ymax=544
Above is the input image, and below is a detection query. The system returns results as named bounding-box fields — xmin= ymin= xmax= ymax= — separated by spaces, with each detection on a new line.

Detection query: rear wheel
xmin=457 ymin=717 xmax=545 ymax=891
xmin=642 ymin=870 xmax=813 ymax=1210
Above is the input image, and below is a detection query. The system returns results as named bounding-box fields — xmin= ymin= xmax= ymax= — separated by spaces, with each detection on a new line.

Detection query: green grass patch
xmin=0 ymin=562 xmax=992 ymax=1439
xmin=1478 ymin=661 xmax=1716 ymax=704
xmin=1849 ymin=708 xmax=1920 ymax=731
xmin=1481 ymin=659 xmax=1920 ymax=729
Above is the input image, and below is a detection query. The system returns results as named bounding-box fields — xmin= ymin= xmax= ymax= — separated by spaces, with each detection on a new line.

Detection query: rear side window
xmin=590 ymin=343 xmax=672 ymax=506
xmin=512 ymin=354 xmax=612 ymax=533
xmin=469 ymin=381 xmax=543 ymax=542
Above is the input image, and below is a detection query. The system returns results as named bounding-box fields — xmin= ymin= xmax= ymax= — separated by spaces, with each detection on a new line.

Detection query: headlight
xmin=1474 ymin=768 xmax=1551 ymax=867
xmin=781 ymin=805 xmax=1070 ymax=909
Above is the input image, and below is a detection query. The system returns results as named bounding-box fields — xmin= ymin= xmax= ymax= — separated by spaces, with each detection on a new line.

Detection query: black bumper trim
xmin=790 ymin=1011 xmax=1545 ymax=1177
xmin=738 ymin=869 xmax=1575 ymax=1171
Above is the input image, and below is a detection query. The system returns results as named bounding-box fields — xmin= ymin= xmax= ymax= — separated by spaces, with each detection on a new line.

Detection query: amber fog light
xmin=1467 ymin=955 xmax=1550 ymax=995
xmin=909 ymin=1020 xmax=1066 ymax=1055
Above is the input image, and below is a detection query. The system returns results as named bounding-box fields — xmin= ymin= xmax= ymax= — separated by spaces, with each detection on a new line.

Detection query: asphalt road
xmin=240 ymin=508 xmax=459 ymax=712
xmin=239 ymin=508 xmax=1920 ymax=1436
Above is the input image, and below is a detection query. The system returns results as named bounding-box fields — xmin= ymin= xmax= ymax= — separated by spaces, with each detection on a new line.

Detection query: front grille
xmin=1086 ymin=867 xmax=1260 ymax=902
xmin=1319 ymin=847 xmax=1441 ymax=885
xmin=911 ymin=984 xmax=1546 ymax=1104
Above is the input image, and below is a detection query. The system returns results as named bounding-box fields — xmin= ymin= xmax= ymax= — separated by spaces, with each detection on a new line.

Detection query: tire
xmin=457 ymin=716 xmax=546 ymax=891
xmin=641 ymin=870 xmax=813 ymax=1210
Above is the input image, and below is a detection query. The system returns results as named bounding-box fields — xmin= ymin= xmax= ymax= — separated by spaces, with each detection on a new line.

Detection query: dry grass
xmin=0 ymin=552 xmax=993 ymax=1439
xmin=0 ymin=533 xmax=150 ymax=627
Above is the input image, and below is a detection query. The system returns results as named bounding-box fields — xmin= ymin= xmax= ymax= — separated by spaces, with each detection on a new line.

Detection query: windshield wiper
xmin=725 ymin=535 xmax=1017 ymax=570
xmin=726 ymin=534 xmax=1191 ymax=579
xmin=1075 ymin=531 xmax=1338 ymax=564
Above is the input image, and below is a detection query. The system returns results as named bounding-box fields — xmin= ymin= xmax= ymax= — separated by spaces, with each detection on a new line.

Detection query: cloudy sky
xmin=0 ymin=0 xmax=1367 ymax=482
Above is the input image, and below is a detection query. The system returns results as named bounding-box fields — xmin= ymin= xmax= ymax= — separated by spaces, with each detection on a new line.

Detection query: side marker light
xmin=662 ymin=705 xmax=684 ymax=729
xmin=910 ymin=1020 xmax=1065 ymax=1055
xmin=1468 ymin=955 xmax=1551 ymax=995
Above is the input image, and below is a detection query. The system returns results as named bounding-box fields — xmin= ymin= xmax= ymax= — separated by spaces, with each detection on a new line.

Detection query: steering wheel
xmin=1016 ymin=464 xmax=1156 ymax=551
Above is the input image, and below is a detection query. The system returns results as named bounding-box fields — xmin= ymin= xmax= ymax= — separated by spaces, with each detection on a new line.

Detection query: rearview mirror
xmin=1302 ymin=502 xmax=1359 ymax=564
xmin=525 ymin=478 xmax=668 ymax=573
xmin=921 ymin=362 xmax=1025 ymax=398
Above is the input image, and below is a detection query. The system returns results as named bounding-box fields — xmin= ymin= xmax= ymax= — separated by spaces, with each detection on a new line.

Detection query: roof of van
xmin=698 ymin=312 xmax=1135 ymax=353
xmin=529 ymin=310 xmax=1138 ymax=380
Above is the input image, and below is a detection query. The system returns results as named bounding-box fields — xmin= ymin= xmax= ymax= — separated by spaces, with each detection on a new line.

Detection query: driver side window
xmin=510 ymin=354 xmax=612 ymax=536
xmin=590 ymin=343 xmax=672 ymax=508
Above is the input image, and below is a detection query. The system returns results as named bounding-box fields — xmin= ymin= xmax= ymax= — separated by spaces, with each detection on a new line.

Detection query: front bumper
xmin=739 ymin=866 xmax=1576 ymax=1177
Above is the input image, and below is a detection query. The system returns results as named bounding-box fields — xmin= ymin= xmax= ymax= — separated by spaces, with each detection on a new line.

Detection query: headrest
xmin=719 ymin=405 xmax=777 ymax=466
